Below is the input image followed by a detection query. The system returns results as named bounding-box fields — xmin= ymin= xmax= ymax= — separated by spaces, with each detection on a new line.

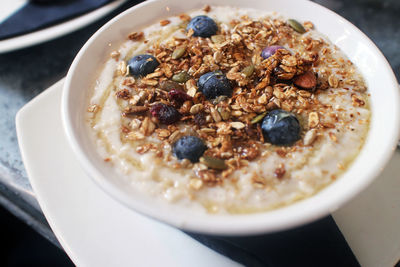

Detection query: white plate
xmin=16 ymin=80 xmax=400 ymax=266
xmin=0 ymin=0 xmax=128 ymax=53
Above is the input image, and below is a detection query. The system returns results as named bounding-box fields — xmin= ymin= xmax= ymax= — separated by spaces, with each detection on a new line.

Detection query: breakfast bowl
xmin=61 ymin=0 xmax=400 ymax=235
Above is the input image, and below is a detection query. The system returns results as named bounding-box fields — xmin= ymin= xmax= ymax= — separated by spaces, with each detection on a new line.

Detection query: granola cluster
xmin=89 ymin=6 xmax=368 ymax=189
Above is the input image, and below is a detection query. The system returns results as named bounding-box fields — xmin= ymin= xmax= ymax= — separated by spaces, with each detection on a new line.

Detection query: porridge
xmin=87 ymin=5 xmax=370 ymax=214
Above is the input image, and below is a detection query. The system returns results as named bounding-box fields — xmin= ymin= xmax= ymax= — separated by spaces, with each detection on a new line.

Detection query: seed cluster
xmin=90 ymin=5 xmax=368 ymax=188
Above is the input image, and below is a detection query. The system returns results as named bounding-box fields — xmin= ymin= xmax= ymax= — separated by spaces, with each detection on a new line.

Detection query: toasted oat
xmin=189 ymin=178 xmax=203 ymax=190
xmin=179 ymin=13 xmax=191 ymax=21
xmin=230 ymin=121 xmax=245 ymax=130
xmin=210 ymin=107 xmax=222 ymax=122
xmin=140 ymin=117 xmax=156 ymax=136
xmin=126 ymin=131 xmax=145 ymax=141
xmin=303 ymin=21 xmax=314 ymax=30
xmin=203 ymin=4 xmax=211 ymax=13
xmin=351 ymin=94 xmax=365 ymax=107
xmin=128 ymin=31 xmax=144 ymax=41
xmin=328 ymin=74 xmax=339 ymax=88
xmin=117 ymin=61 xmax=128 ymax=76
xmin=160 ymin=19 xmax=171 ymax=26
xmin=308 ymin=112 xmax=319 ymax=128
xmin=190 ymin=103 xmax=204 ymax=114
xmin=329 ymin=132 xmax=338 ymax=143
xmin=110 ymin=51 xmax=120 ymax=60
xmin=87 ymin=104 xmax=99 ymax=113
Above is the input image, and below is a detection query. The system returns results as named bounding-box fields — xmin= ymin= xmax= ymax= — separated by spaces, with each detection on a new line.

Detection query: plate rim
xmin=0 ymin=0 xmax=128 ymax=54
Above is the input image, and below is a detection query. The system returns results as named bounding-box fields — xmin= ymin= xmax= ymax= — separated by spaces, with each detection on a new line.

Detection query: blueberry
xmin=186 ymin=15 xmax=218 ymax=38
xmin=198 ymin=71 xmax=232 ymax=99
xmin=261 ymin=45 xmax=285 ymax=59
xmin=261 ymin=109 xmax=301 ymax=145
xmin=172 ymin=136 xmax=207 ymax=163
xmin=127 ymin=54 xmax=159 ymax=77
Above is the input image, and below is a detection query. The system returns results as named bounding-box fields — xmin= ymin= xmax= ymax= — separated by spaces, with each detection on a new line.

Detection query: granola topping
xmin=87 ymin=6 xmax=370 ymax=214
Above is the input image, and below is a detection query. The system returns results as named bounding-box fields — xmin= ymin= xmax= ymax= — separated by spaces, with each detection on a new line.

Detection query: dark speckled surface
xmin=0 ymin=0 xmax=398 ymax=262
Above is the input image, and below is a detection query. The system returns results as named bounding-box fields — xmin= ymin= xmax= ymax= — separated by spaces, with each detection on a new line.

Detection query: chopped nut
xmin=293 ymin=71 xmax=317 ymax=90
xmin=303 ymin=129 xmax=317 ymax=146
xmin=186 ymin=79 xmax=197 ymax=97
xmin=116 ymin=89 xmax=131 ymax=99
xmin=274 ymin=164 xmax=286 ymax=179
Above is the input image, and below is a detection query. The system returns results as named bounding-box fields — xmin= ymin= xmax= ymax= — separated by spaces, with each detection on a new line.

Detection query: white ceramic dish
xmin=17 ymin=80 xmax=400 ymax=266
xmin=0 ymin=0 xmax=128 ymax=53
xmin=62 ymin=0 xmax=400 ymax=235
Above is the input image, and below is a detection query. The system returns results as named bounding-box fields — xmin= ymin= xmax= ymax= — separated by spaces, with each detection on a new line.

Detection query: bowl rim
xmin=61 ymin=0 xmax=400 ymax=235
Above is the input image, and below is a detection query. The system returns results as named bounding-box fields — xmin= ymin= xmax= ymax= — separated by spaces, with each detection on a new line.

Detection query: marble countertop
xmin=0 ymin=0 xmax=399 ymax=250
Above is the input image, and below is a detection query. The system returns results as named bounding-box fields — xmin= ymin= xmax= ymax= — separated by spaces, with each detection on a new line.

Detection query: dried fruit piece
xmin=150 ymin=103 xmax=181 ymax=124
xmin=168 ymin=89 xmax=192 ymax=104
xmin=288 ymin=19 xmax=306 ymax=34
xmin=293 ymin=71 xmax=317 ymax=90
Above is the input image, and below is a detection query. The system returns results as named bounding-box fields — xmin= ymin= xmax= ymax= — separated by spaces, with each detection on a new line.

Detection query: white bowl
xmin=61 ymin=0 xmax=400 ymax=235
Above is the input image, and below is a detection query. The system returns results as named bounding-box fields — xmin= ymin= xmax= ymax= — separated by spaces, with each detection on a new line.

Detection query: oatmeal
xmin=87 ymin=6 xmax=370 ymax=214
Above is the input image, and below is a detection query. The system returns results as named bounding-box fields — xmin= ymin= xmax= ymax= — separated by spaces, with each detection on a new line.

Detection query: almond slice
xmin=293 ymin=71 xmax=317 ymax=90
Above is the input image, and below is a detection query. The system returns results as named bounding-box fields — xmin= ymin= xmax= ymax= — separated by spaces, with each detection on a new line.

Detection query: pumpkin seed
xmin=160 ymin=80 xmax=183 ymax=91
xmin=172 ymin=71 xmax=191 ymax=83
xmin=212 ymin=95 xmax=228 ymax=105
xmin=200 ymin=156 xmax=228 ymax=170
xmin=251 ymin=111 xmax=268 ymax=124
xmin=171 ymin=46 xmax=186 ymax=59
xmin=288 ymin=19 xmax=306 ymax=34
xmin=241 ymin=65 xmax=255 ymax=77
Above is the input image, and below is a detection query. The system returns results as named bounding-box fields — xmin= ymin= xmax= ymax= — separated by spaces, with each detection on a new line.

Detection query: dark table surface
xmin=0 ymin=0 xmax=398 ymax=264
